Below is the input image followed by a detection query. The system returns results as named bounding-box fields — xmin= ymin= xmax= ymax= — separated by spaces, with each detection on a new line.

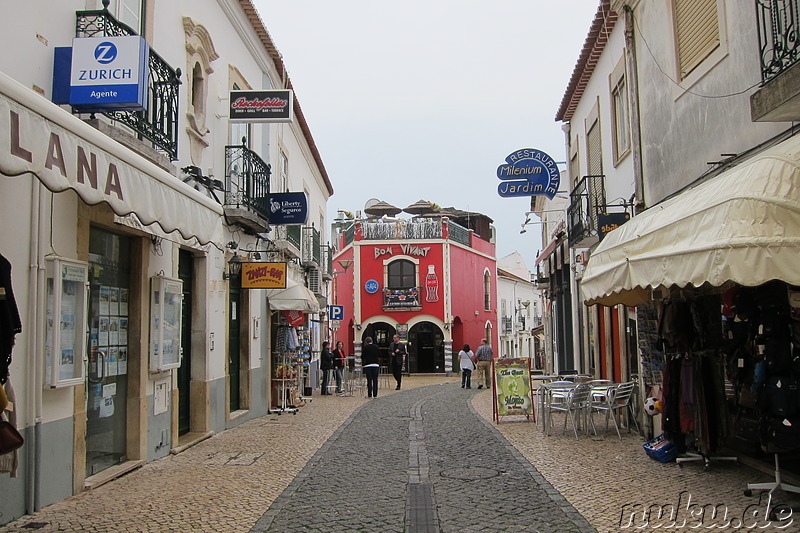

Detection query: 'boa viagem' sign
xmin=496 ymin=148 xmax=560 ymax=199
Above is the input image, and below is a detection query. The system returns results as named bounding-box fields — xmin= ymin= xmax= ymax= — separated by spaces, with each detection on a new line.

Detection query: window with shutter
xmin=674 ymin=0 xmax=720 ymax=80
xmin=586 ymin=119 xmax=602 ymax=176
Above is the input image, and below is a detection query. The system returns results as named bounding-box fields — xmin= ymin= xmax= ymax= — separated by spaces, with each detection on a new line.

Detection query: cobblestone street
xmin=1 ymin=376 xmax=797 ymax=532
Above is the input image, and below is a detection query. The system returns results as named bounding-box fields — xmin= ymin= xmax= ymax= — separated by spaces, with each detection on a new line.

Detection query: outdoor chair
xmin=591 ymin=381 xmax=639 ymax=439
xmin=548 ymin=382 xmax=596 ymax=439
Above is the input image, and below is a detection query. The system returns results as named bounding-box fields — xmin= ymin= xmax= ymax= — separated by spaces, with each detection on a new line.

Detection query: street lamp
xmin=331 ymin=259 xmax=353 ymax=345
xmin=223 ymin=253 xmax=242 ymax=280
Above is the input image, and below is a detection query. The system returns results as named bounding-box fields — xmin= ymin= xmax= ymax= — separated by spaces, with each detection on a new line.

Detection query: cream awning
xmin=266 ymin=278 xmax=320 ymax=313
xmin=0 ymin=71 xmax=224 ymax=245
xmin=581 ymin=134 xmax=800 ymax=307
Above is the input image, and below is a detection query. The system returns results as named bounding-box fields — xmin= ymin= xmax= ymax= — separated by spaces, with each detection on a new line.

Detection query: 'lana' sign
xmin=496 ymin=148 xmax=560 ymax=199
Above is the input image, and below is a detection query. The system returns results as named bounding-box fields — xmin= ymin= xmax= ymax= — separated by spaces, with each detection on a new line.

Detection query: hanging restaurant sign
xmin=496 ymin=148 xmax=560 ymax=199
xmin=241 ymin=262 xmax=287 ymax=289
xmin=229 ymin=89 xmax=293 ymax=123
xmin=598 ymin=212 xmax=631 ymax=241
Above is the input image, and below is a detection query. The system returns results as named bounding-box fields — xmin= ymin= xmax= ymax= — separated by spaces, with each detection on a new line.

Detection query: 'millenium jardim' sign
xmin=496 ymin=148 xmax=560 ymax=199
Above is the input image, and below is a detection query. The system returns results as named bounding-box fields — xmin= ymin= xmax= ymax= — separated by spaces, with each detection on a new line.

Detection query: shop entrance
xmin=229 ymin=282 xmax=241 ymax=412
xmin=363 ymin=322 xmax=395 ymax=368
xmin=177 ymin=249 xmax=193 ymax=436
xmin=86 ymin=227 xmax=130 ymax=477
xmin=409 ymin=322 xmax=444 ymax=373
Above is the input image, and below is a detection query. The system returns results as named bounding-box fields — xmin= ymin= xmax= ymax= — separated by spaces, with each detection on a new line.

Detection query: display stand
xmin=270 ymin=349 xmax=298 ymax=415
xmin=744 ymin=454 xmax=800 ymax=497
xmin=676 ymin=452 xmax=738 ymax=471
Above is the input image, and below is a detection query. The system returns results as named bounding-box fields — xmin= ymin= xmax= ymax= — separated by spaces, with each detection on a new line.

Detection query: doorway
xmin=363 ymin=322 xmax=395 ymax=368
xmin=409 ymin=322 xmax=444 ymax=373
xmin=177 ymin=249 xmax=193 ymax=436
xmin=229 ymin=281 xmax=241 ymax=412
xmin=86 ymin=227 xmax=130 ymax=477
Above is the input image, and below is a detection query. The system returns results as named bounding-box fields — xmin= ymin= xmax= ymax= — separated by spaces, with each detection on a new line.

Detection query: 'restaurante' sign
xmin=496 ymin=148 xmax=560 ymax=200
xmin=229 ymin=90 xmax=293 ymax=123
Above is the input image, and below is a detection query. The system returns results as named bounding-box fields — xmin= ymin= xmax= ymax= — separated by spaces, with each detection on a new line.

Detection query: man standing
xmin=361 ymin=337 xmax=381 ymax=398
xmin=388 ymin=334 xmax=407 ymax=390
xmin=475 ymin=338 xmax=494 ymax=390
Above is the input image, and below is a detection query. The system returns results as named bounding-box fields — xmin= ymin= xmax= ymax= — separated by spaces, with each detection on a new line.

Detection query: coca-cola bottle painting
xmin=425 ymin=264 xmax=439 ymax=302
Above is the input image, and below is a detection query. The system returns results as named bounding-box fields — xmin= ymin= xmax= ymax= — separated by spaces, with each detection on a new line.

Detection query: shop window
xmin=388 ymin=259 xmax=416 ymax=289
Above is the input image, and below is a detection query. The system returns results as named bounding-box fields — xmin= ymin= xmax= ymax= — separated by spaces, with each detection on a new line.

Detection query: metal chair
xmin=591 ymin=381 xmax=639 ymax=439
xmin=548 ymin=383 xmax=596 ymax=439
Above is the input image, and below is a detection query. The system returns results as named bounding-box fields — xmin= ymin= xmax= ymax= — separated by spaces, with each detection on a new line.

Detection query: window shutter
xmin=674 ymin=0 xmax=719 ymax=79
xmin=587 ymin=120 xmax=602 ymax=176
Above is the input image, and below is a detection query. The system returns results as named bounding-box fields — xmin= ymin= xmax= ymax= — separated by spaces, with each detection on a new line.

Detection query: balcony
xmin=751 ymin=0 xmax=800 ymax=122
xmin=567 ymin=174 xmax=605 ymax=248
xmin=344 ymin=217 xmax=473 ymax=247
xmin=383 ymin=288 xmax=421 ymax=310
xmin=76 ymin=8 xmax=180 ymax=160
xmin=501 ymin=316 xmax=513 ymax=334
xmin=301 ymin=226 xmax=321 ymax=267
xmin=223 ymin=145 xmax=271 ymax=233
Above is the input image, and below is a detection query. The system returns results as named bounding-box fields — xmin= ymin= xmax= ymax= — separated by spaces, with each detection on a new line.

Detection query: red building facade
xmin=332 ymin=211 xmax=497 ymax=373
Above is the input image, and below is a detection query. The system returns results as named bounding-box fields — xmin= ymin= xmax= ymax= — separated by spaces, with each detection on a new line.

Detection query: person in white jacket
xmin=458 ymin=344 xmax=475 ymax=389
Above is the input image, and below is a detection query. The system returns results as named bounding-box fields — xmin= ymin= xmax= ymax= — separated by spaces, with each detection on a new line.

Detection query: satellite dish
xmin=364 ymin=198 xmax=381 ymax=211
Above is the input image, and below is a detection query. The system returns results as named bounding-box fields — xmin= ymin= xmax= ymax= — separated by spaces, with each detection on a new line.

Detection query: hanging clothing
xmin=0 ymin=254 xmax=22 ymax=385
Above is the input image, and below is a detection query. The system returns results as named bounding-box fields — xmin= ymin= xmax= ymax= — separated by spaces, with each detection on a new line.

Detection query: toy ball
xmin=644 ymin=397 xmax=662 ymax=416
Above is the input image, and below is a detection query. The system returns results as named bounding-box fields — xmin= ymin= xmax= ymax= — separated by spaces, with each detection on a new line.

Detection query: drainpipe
xmin=624 ymin=4 xmax=646 ymax=211
xmin=26 ymin=178 xmax=45 ymax=513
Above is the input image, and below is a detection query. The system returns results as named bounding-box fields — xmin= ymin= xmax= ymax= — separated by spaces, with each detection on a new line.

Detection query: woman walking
xmin=458 ymin=344 xmax=475 ymax=389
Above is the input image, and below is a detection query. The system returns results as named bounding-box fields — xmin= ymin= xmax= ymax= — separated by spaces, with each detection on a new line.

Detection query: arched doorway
xmin=409 ymin=322 xmax=444 ymax=373
xmin=363 ymin=322 xmax=396 ymax=368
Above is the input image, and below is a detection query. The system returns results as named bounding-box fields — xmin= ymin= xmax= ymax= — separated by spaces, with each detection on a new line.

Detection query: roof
xmin=238 ymin=0 xmax=334 ymax=196
xmin=555 ymin=0 xmax=617 ymax=122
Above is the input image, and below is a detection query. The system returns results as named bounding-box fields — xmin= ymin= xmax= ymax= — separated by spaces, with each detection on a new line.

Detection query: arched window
xmin=388 ymin=259 xmax=416 ymax=289
xmin=483 ymin=271 xmax=491 ymax=311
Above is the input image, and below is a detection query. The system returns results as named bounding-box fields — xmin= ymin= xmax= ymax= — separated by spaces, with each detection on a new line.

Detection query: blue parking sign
xmin=329 ymin=305 xmax=344 ymax=321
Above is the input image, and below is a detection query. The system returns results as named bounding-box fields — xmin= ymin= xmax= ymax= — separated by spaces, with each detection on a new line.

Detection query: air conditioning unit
xmin=307 ymin=267 xmax=321 ymax=294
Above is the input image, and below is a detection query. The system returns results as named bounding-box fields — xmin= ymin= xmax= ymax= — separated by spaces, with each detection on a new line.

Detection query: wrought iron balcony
xmin=75 ymin=7 xmax=180 ymax=160
xmin=346 ymin=217 xmax=473 ymax=247
xmin=756 ymin=0 xmax=800 ymax=83
xmin=383 ymin=288 xmax=421 ymax=310
xmin=567 ymin=174 xmax=606 ymax=248
xmin=224 ymin=145 xmax=271 ymax=233
xmin=301 ymin=226 xmax=321 ymax=267
xmin=501 ymin=316 xmax=513 ymax=334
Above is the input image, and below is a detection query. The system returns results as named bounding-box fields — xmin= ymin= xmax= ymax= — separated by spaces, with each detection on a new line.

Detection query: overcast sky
xmin=253 ymin=1 xmax=600 ymax=270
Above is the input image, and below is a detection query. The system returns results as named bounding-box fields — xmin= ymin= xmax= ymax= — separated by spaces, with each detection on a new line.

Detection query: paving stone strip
xmin=250 ymin=382 xmax=593 ymax=532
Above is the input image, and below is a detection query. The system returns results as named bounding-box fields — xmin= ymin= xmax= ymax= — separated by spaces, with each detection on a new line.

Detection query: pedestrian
xmin=333 ymin=340 xmax=346 ymax=393
xmin=388 ymin=334 xmax=407 ymax=390
xmin=320 ymin=341 xmax=334 ymax=395
xmin=475 ymin=338 xmax=494 ymax=389
xmin=458 ymin=344 xmax=475 ymax=389
xmin=361 ymin=337 xmax=381 ymax=398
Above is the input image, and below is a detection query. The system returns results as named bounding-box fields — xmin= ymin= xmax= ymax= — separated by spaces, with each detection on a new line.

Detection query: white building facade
xmin=0 ymin=0 xmax=332 ymax=523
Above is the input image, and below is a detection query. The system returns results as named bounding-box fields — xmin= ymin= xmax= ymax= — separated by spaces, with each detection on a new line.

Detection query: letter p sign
xmin=329 ymin=305 xmax=344 ymax=321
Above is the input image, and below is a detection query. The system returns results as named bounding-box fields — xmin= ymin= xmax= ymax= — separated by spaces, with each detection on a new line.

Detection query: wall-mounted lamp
xmin=338 ymin=259 xmax=353 ymax=271
xmin=223 ymin=253 xmax=242 ymax=280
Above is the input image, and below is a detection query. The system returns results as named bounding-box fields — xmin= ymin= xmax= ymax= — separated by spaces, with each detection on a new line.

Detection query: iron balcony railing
xmin=301 ymin=226 xmax=321 ymax=266
xmin=501 ymin=316 xmax=513 ymax=334
xmin=345 ymin=217 xmax=473 ymax=247
xmin=447 ymin=220 xmax=471 ymax=246
xmin=756 ymin=0 xmax=800 ymax=83
xmin=383 ymin=288 xmax=421 ymax=309
xmin=567 ymin=174 xmax=606 ymax=247
xmin=285 ymin=225 xmax=301 ymax=250
xmin=224 ymin=145 xmax=271 ymax=220
xmin=76 ymin=7 xmax=181 ymax=160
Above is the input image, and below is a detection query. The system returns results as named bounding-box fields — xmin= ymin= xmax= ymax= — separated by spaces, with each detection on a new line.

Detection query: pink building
xmin=331 ymin=206 xmax=497 ymax=373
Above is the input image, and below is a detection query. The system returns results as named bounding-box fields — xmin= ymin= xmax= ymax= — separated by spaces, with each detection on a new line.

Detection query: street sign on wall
xmin=329 ymin=305 xmax=344 ymax=321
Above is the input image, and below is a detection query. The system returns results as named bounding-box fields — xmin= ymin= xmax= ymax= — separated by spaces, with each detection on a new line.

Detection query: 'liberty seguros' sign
xmin=69 ymin=36 xmax=149 ymax=111
xmin=496 ymin=148 xmax=560 ymax=199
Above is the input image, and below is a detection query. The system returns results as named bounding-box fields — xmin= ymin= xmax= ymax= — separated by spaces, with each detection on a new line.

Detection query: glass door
xmin=86 ymin=228 xmax=130 ymax=476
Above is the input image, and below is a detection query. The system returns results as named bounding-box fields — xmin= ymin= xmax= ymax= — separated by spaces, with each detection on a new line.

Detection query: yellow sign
xmin=493 ymin=358 xmax=534 ymax=421
xmin=241 ymin=262 xmax=287 ymax=289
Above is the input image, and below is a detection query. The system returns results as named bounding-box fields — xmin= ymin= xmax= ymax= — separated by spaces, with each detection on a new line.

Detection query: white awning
xmin=266 ymin=278 xmax=320 ymax=313
xmin=0 ymin=71 xmax=224 ymax=245
xmin=581 ymin=134 xmax=800 ymax=307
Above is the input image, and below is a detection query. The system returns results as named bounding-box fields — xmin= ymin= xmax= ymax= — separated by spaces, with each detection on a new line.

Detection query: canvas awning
xmin=266 ymin=278 xmax=320 ymax=313
xmin=0 ymin=71 xmax=224 ymax=245
xmin=581 ymin=134 xmax=800 ymax=307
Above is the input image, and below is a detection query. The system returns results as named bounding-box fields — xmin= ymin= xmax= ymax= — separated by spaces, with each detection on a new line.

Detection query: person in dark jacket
xmin=333 ymin=340 xmax=347 ymax=393
xmin=361 ymin=337 xmax=381 ymax=398
xmin=320 ymin=341 xmax=334 ymax=395
xmin=388 ymin=334 xmax=407 ymax=390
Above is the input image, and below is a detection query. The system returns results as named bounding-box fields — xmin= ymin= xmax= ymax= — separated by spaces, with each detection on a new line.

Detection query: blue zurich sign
xmin=496 ymin=148 xmax=560 ymax=199
xmin=68 ymin=36 xmax=149 ymax=111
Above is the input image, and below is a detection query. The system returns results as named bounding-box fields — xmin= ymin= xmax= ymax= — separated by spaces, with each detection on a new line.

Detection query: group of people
xmin=319 ymin=336 xmax=495 ymax=397
xmin=457 ymin=338 xmax=494 ymax=390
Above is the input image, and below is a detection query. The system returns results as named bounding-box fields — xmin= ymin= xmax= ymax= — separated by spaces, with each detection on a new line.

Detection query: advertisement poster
xmin=493 ymin=358 xmax=534 ymax=422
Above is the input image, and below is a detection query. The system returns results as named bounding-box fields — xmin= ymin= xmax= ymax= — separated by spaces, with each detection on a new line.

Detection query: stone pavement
xmin=1 ymin=375 xmax=797 ymax=532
